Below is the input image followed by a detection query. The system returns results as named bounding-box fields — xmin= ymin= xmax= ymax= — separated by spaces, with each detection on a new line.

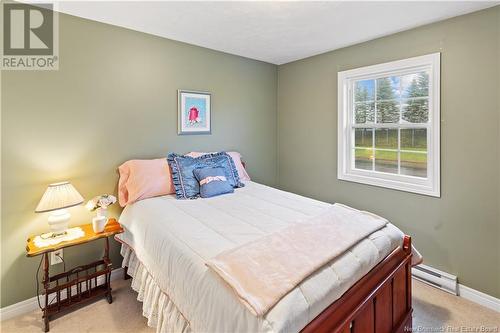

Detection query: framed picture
xmin=178 ymin=90 xmax=211 ymax=135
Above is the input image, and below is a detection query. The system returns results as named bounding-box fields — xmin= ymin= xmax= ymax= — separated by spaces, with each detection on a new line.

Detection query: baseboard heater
xmin=411 ymin=264 xmax=458 ymax=295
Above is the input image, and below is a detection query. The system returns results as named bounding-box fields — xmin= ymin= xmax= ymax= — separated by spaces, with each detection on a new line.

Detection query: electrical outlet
xmin=50 ymin=249 xmax=63 ymax=265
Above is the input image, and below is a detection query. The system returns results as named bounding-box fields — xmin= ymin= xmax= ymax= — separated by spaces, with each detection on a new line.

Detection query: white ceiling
xmin=55 ymin=1 xmax=498 ymax=65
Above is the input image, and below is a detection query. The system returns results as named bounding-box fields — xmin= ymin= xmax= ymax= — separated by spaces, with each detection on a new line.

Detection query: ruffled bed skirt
xmin=120 ymin=244 xmax=192 ymax=333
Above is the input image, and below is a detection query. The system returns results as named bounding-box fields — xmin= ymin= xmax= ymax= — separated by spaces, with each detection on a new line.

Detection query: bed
xmin=115 ymin=181 xmax=413 ymax=333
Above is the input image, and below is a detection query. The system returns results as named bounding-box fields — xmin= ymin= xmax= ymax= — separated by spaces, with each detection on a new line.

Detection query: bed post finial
xmin=403 ymin=235 xmax=411 ymax=252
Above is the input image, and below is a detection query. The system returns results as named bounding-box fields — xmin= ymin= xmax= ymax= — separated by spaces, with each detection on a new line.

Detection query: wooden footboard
xmin=122 ymin=235 xmax=413 ymax=333
xmin=301 ymin=236 xmax=413 ymax=333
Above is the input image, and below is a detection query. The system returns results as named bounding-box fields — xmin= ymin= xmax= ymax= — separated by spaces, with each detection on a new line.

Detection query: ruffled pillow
xmin=167 ymin=152 xmax=244 ymax=199
xmin=185 ymin=151 xmax=251 ymax=181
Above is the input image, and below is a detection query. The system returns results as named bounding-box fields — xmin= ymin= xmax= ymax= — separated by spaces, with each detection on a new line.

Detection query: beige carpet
xmin=2 ymin=278 xmax=499 ymax=332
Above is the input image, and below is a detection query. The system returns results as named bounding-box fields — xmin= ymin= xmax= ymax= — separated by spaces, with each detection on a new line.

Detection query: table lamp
xmin=35 ymin=181 xmax=84 ymax=238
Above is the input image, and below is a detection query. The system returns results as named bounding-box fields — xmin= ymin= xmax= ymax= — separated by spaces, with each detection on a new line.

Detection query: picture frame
xmin=178 ymin=90 xmax=211 ymax=135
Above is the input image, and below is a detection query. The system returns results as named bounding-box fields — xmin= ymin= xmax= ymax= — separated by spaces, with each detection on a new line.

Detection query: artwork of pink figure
xmin=188 ymin=107 xmax=201 ymax=124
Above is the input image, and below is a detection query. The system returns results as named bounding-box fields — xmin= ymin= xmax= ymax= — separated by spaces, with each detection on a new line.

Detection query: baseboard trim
xmin=0 ymin=267 xmax=124 ymax=321
xmin=458 ymin=283 xmax=500 ymax=312
xmin=411 ymin=266 xmax=500 ymax=313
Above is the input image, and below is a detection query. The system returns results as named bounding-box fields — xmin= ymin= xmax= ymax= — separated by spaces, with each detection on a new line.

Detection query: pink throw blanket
xmin=206 ymin=204 xmax=388 ymax=316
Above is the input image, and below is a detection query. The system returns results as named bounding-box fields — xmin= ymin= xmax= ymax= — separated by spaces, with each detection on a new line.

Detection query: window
xmin=338 ymin=53 xmax=440 ymax=197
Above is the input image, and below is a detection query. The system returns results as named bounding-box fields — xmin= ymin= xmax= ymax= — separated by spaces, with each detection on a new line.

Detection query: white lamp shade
xmin=35 ymin=181 xmax=84 ymax=213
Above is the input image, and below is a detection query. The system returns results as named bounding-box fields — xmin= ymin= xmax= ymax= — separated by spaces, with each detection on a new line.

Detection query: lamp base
xmin=47 ymin=209 xmax=71 ymax=234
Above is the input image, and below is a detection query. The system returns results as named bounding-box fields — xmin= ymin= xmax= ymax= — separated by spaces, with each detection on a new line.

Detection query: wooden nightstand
xmin=26 ymin=219 xmax=123 ymax=332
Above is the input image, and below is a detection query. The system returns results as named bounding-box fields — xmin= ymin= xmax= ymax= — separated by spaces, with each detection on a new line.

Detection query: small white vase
xmin=96 ymin=207 xmax=108 ymax=219
xmin=92 ymin=216 xmax=107 ymax=233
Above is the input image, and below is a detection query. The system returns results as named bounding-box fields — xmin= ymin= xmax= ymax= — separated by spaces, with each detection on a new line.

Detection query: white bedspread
xmin=116 ymin=181 xmax=404 ymax=333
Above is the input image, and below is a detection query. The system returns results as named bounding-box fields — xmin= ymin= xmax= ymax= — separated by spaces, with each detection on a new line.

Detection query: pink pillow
xmin=118 ymin=159 xmax=175 ymax=207
xmin=185 ymin=151 xmax=251 ymax=181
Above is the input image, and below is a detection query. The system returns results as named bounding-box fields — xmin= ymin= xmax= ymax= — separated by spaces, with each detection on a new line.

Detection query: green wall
xmin=1 ymin=13 xmax=277 ymax=307
xmin=277 ymin=7 xmax=500 ymax=297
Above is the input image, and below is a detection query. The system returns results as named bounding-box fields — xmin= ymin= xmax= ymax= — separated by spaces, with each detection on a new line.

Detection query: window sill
xmin=338 ymin=171 xmax=440 ymax=197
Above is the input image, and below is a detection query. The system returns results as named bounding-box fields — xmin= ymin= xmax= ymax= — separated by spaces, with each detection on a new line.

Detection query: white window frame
xmin=337 ymin=53 xmax=440 ymax=197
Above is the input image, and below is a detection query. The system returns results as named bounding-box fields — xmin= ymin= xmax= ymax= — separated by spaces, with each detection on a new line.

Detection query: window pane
xmin=402 ymin=72 xmax=429 ymax=98
xmin=376 ymin=101 xmax=400 ymax=123
xmin=354 ymin=80 xmax=375 ymax=102
xmin=355 ymin=128 xmax=373 ymax=148
xmin=374 ymin=150 xmax=398 ymax=174
xmin=354 ymin=102 xmax=375 ymax=123
xmin=376 ymin=77 xmax=400 ymax=100
xmin=401 ymin=129 xmax=427 ymax=150
xmin=402 ymin=98 xmax=428 ymax=123
xmin=401 ymin=151 xmax=427 ymax=178
xmin=354 ymin=148 xmax=373 ymax=170
xmin=375 ymin=129 xmax=398 ymax=150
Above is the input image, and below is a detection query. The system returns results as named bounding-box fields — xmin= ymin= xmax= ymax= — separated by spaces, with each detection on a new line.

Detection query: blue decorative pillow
xmin=167 ymin=152 xmax=244 ymax=200
xmin=167 ymin=153 xmax=201 ymax=199
xmin=193 ymin=167 xmax=234 ymax=198
xmin=195 ymin=152 xmax=245 ymax=189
